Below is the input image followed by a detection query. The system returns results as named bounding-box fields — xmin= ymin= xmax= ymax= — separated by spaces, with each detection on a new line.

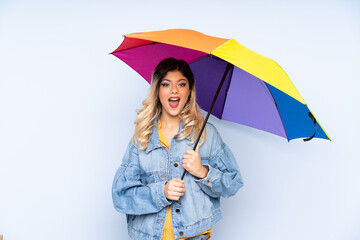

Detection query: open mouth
xmin=169 ymin=97 xmax=180 ymax=108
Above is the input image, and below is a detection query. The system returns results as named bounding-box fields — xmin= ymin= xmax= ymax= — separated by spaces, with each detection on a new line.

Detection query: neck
xmin=160 ymin=114 xmax=181 ymax=130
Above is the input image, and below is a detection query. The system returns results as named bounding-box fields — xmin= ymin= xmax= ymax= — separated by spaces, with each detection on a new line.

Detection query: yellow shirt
xmin=158 ymin=119 xmax=212 ymax=240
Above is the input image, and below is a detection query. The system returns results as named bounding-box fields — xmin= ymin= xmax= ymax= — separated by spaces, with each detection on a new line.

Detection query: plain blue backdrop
xmin=0 ymin=0 xmax=359 ymax=239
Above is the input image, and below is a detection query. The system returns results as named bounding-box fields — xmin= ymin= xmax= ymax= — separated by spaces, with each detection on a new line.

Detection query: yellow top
xmin=158 ymin=119 xmax=212 ymax=240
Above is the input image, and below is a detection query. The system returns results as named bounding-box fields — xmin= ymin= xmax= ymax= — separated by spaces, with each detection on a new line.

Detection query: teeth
xmin=169 ymin=98 xmax=179 ymax=101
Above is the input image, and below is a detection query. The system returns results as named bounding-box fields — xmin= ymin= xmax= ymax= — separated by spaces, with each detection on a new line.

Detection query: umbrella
xmin=111 ymin=29 xmax=331 ymax=180
xmin=111 ymin=29 xmax=330 ymax=145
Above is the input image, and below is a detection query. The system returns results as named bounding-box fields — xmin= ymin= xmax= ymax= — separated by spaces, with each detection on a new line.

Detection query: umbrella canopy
xmin=111 ymin=29 xmax=330 ymax=141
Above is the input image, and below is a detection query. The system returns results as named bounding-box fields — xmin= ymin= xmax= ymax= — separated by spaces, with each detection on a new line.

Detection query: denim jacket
xmin=112 ymin=119 xmax=244 ymax=240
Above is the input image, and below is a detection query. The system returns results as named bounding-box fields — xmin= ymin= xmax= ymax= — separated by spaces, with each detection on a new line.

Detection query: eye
xmin=179 ymin=83 xmax=187 ymax=87
xmin=161 ymin=83 xmax=170 ymax=87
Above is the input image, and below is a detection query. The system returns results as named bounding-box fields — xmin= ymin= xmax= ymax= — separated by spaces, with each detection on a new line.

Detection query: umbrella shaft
xmin=181 ymin=62 xmax=232 ymax=180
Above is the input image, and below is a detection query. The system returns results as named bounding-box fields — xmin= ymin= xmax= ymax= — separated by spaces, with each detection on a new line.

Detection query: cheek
xmin=158 ymin=88 xmax=168 ymax=104
xmin=182 ymin=89 xmax=190 ymax=101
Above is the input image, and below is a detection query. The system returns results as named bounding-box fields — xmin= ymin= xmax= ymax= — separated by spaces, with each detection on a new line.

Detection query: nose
xmin=171 ymin=85 xmax=178 ymax=94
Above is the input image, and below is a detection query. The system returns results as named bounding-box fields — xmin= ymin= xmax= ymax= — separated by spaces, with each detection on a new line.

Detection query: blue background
xmin=1 ymin=0 xmax=359 ymax=239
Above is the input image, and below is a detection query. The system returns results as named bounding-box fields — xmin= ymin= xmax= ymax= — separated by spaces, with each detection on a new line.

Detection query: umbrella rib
xmin=110 ymin=39 xmax=156 ymax=54
xmin=218 ymin=65 xmax=234 ymax=119
xmin=263 ymin=83 xmax=289 ymax=141
xmin=188 ymin=54 xmax=210 ymax=65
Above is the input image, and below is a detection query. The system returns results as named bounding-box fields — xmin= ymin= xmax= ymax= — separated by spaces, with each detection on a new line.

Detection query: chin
xmin=169 ymin=111 xmax=181 ymax=117
xmin=165 ymin=108 xmax=182 ymax=118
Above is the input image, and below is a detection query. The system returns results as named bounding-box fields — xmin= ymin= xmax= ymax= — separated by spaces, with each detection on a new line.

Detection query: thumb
xmin=195 ymin=145 xmax=200 ymax=153
xmin=175 ymin=178 xmax=184 ymax=183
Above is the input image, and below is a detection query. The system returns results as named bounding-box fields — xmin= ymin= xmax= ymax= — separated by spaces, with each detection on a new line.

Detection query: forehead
xmin=162 ymin=70 xmax=188 ymax=82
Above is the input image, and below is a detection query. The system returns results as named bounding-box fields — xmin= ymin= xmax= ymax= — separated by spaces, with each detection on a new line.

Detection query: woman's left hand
xmin=182 ymin=147 xmax=208 ymax=179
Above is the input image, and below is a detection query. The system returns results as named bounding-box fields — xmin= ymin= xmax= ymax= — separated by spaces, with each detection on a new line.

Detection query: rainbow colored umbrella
xmin=111 ymin=29 xmax=330 ymax=142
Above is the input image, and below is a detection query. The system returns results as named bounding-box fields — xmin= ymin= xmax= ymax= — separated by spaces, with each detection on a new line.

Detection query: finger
xmin=169 ymin=189 xmax=185 ymax=197
xmin=174 ymin=181 xmax=186 ymax=189
xmin=173 ymin=178 xmax=185 ymax=185
xmin=170 ymin=192 xmax=184 ymax=199
xmin=182 ymin=163 xmax=190 ymax=170
xmin=187 ymin=149 xmax=199 ymax=156
xmin=183 ymin=158 xmax=194 ymax=165
xmin=166 ymin=189 xmax=184 ymax=199
xmin=169 ymin=179 xmax=183 ymax=185
xmin=173 ymin=178 xmax=184 ymax=184
xmin=186 ymin=149 xmax=195 ymax=154
xmin=169 ymin=180 xmax=185 ymax=188
xmin=171 ymin=183 xmax=185 ymax=190
xmin=183 ymin=156 xmax=195 ymax=161
xmin=184 ymin=155 xmax=196 ymax=161
xmin=195 ymin=145 xmax=200 ymax=152
xmin=175 ymin=192 xmax=185 ymax=197
xmin=168 ymin=195 xmax=180 ymax=201
xmin=175 ymin=189 xmax=185 ymax=195
xmin=172 ymin=187 xmax=185 ymax=193
xmin=186 ymin=150 xmax=199 ymax=159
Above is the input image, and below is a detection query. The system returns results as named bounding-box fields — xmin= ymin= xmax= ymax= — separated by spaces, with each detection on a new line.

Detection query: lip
xmin=168 ymin=97 xmax=180 ymax=109
xmin=168 ymin=97 xmax=180 ymax=101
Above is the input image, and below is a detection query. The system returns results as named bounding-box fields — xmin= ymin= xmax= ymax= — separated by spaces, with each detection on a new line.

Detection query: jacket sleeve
xmin=112 ymin=141 xmax=171 ymax=215
xmin=194 ymin=127 xmax=244 ymax=198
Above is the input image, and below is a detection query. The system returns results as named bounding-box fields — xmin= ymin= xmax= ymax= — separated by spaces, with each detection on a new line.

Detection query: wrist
xmin=198 ymin=166 xmax=208 ymax=179
xmin=163 ymin=181 xmax=169 ymax=199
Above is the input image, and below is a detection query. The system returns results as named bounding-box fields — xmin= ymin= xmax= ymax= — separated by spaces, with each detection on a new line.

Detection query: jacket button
xmin=174 ymin=163 xmax=178 ymax=167
xmin=179 ymin=232 xmax=184 ymax=236
xmin=176 ymin=208 xmax=180 ymax=213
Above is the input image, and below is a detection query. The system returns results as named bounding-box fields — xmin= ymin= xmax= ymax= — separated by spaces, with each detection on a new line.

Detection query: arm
xmin=195 ymin=143 xmax=244 ymax=198
xmin=112 ymin=142 xmax=171 ymax=215
xmin=194 ymin=125 xmax=244 ymax=198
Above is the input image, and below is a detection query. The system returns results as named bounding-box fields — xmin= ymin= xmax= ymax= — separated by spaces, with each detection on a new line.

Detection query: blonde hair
xmin=133 ymin=58 xmax=205 ymax=150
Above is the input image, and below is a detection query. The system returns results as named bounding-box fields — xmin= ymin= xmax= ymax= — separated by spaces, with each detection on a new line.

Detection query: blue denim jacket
xmin=112 ymin=119 xmax=244 ymax=240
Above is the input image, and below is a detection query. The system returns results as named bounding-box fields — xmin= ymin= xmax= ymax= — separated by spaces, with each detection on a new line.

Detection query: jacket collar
xmin=145 ymin=117 xmax=186 ymax=153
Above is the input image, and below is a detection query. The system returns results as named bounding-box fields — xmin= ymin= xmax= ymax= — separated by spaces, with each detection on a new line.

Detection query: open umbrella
xmin=111 ymin=29 xmax=330 ymax=146
xmin=111 ymin=29 xmax=331 ymax=180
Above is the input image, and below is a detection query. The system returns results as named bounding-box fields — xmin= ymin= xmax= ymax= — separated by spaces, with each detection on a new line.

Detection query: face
xmin=158 ymin=70 xmax=190 ymax=119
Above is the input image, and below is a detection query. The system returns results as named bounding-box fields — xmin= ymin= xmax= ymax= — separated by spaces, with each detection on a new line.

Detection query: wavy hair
xmin=133 ymin=58 xmax=205 ymax=150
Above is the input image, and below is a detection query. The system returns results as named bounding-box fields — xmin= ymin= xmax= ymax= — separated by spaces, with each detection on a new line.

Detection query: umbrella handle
xmin=180 ymin=62 xmax=233 ymax=180
xmin=303 ymin=112 xmax=317 ymax=142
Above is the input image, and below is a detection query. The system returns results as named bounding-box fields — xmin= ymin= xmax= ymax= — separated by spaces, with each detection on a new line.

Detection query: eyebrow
xmin=161 ymin=79 xmax=187 ymax=82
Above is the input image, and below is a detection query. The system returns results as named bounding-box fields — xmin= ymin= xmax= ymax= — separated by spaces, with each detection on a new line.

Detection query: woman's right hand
xmin=164 ymin=178 xmax=186 ymax=201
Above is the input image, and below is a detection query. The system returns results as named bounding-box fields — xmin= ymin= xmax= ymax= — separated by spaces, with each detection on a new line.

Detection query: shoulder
xmin=204 ymin=122 xmax=218 ymax=135
xmin=202 ymin=122 xmax=225 ymax=156
xmin=205 ymin=122 xmax=222 ymax=143
xmin=127 ymin=138 xmax=138 ymax=151
xmin=121 ymin=138 xmax=140 ymax=165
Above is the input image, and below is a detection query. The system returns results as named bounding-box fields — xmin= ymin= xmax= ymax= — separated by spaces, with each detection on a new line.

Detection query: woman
xmin=112 ymin=58 xmax=244 ymax=240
